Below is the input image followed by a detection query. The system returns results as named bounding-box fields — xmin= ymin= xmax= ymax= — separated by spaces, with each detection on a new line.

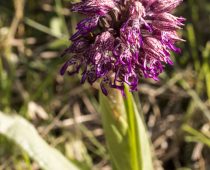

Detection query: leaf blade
xmin=100 ymin=86 xmax=153 ymax=170
xmin=0 ymin=111 xmax=80 ymax=170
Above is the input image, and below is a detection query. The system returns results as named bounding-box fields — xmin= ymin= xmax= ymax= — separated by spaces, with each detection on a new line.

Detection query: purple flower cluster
xmin=61 ymin=0 xmax=185 ymax=95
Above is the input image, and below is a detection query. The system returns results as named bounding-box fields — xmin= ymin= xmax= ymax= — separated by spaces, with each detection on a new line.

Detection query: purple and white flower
xmin=61 ymin=0 xmax=185 ymax=95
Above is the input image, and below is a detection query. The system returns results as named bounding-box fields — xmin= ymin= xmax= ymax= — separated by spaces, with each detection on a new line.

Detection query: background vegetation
xmin=0 ymin=0 xmax=210 ymax=169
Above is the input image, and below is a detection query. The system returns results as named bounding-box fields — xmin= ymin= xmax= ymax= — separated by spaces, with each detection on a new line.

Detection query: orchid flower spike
xmin=61 ymin=0 xmax=185 ymax=95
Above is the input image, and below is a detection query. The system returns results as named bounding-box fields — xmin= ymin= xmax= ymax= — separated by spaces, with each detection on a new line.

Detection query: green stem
xmin=100 ymin=86 xmax=153 ymax=170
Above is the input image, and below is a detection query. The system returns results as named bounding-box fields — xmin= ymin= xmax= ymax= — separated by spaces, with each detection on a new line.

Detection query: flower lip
xmin=61 ymin=0 xmax=185 ymax=95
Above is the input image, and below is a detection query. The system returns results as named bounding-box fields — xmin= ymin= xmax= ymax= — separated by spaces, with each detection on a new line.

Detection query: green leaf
xmin=0 ymin=111 xmax=80 ymax=170
xmin=182 ymin=124 xmax=210 ymax=147
xmin=100 ymin=86 xmax=153 ymax=170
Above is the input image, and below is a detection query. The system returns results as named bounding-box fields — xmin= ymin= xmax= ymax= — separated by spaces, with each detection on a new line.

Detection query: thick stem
xmin=100 ymin=86 xmax=154 ymax=170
